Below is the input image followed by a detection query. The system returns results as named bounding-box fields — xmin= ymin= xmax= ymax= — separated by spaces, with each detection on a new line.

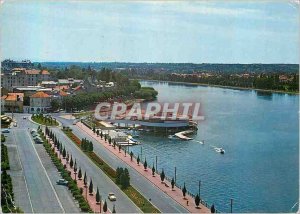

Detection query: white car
xmin=108 ymin=193 xmax=116 ymax=201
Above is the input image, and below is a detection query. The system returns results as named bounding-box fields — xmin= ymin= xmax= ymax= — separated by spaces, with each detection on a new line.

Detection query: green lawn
xmin=31 ymin=115 xmax=58 ymax=126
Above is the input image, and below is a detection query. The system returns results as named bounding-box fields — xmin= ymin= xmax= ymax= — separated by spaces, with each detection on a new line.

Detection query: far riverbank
xmin=134 ymin=79 xmax=299 ymax=95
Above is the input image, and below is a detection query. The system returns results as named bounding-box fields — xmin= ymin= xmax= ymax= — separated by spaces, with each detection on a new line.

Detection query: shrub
xmin=80 ymin=204 xmax=90 ymax=212
xmin=1 ymin=134 xmax=5 ymax=142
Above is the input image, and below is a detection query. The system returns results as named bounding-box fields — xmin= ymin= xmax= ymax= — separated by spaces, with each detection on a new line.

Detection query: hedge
xmin=41 ymin=131 xmax=92 ymax=213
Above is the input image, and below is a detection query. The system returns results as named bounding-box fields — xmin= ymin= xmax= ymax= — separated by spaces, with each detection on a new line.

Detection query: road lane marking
xmin=73 ymin=125 xmax=187 ymax=213
xmin=51 ymin=128 xmax=142 ymax=213
xmin=25 ymin=131 xmax=65 ymax=213
xmin=12 ymin=131 xmax=34 ymax=213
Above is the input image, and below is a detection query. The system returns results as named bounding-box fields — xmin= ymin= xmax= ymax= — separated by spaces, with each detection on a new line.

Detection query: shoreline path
xmin=76 ymin=122 xmax=210 ymax=213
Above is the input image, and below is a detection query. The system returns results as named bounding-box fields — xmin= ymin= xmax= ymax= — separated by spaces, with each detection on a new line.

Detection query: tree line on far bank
xmin=123 ymin=70 xmax=299 ymax=92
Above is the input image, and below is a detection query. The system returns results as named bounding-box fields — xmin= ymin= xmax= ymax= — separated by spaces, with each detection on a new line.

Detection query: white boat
xmin=127 ymin=135 xmax=140 ymax=145
xmin=174 ymin=130 xmax=193 ymax=140
xmin=215 ymin=147 xmax=225 ymax=154
xmin=168 ymin=135 xmax=177 ymax=140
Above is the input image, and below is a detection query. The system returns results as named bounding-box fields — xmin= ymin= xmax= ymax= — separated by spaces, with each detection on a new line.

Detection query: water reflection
xmin=137 ymin=80 xmax=298 ymax=212
xmin=256 ymin=91 xmax=273 ymax=100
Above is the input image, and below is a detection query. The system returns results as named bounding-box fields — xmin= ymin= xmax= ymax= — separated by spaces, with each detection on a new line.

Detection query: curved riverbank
xmin=134 ymin=79 xmax=299 ymax=95
xmin=133 ymin=80 xmax=299 ymax=212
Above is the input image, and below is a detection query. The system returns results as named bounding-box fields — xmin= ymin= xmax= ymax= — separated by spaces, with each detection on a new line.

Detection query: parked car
xmin=30 ymin=129 xmax=37 ymax=134
xmin=56 ymin=179 xmax=68 ymax=186
xmin=33 ymin=136 xmax=43 ymax=144
xmin=108 ymin=193 xmax=116 ymax=201
xmin=1 ymin=129 xmax=10 ymax=133
xmin=32 ymin=133 xmax=39 ymax=137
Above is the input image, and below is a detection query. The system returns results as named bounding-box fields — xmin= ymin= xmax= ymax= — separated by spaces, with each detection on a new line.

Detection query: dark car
xmin=1 ymin=129 xmax=10 ymax=133
xmin=56 ymin=179 xmax=68 ymax=186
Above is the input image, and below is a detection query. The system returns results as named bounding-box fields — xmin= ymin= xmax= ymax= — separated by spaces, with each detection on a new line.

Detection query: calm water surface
xmin=128 ymin=81 xmax=299 ymax=213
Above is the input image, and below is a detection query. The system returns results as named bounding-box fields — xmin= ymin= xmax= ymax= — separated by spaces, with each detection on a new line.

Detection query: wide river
xmin=128 ymin=80 xmax=299 ymax=213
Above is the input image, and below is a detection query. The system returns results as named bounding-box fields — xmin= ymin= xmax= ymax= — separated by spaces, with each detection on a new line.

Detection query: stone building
xmin=25 ymin=91 xmax=51 ymax=113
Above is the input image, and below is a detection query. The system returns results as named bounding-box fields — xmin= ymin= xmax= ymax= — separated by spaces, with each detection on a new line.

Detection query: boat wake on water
xmin=193 ymin=140 xmax=205 ymax=145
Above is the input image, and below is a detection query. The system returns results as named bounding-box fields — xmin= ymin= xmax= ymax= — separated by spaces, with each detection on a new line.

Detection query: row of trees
xmin=113 ymin=144 xmax=206 ymax=210
xmin=115 ymin=167 xmax=130 ymax=189
xmin=110 ymin=142 xmax=216 ymax=211
xmin=90 ymin=125 xmax=216 ymax=211
xmin=45 ymin=126 xmax=115 ymax=213
xmin=94 ymin=129 xmax=117 ymax=147
xmin=61 ymin=79 xmax=142 ymax=112
xmin=89 ymin=125 xmax=220 ymax=212
xmin=81 ymin=138 xmax=93 ymax=152
xmin=1 ymin=144 xmax=10 ymax=171
xmin=124 ymin=69 xmax=299 ymax=92
xmin=167 ymin=73 xmax=299 ymax=92
xmin=32 ymin=114 xmax=57 ymax=125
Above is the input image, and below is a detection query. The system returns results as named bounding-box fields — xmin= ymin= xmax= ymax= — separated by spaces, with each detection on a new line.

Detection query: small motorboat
xmin=215 ymin=147 xmax=225 ymax=154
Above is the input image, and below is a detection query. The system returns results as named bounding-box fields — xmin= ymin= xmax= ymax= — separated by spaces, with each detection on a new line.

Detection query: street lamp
xmin=199 ymin=180 xmax=201 ymax=201
xmin=155 ymin=156 xmax=158 ymax=173
xmin=99 ymin=195 xmax=102 ymax=213
xmin=174 ymin=167 xmax=177 ymax=184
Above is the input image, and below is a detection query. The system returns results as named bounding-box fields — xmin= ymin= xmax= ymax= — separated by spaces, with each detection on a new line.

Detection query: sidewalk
xmin=46 ymin=134 xmax=110 ymax=213
xmin=77 ymin=122 xmax=210 ymax=213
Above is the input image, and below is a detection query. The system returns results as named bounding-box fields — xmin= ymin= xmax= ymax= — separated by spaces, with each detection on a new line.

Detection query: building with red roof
xmin=26 ymin=91 xmax=51 ymax=113
xmin=1 ymin=93 xmax=24 ymax=112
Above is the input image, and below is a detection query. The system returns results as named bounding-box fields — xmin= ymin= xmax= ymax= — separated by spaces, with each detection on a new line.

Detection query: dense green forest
xmin=37 ymin=62 xmax=298 ymax=74
xmin=122 ymin=71 xmax=299 ymax=93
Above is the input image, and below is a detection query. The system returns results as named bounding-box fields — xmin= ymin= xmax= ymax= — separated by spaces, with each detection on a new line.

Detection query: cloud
xmin=169 ymin=4 xmax=260 ymax=17
xmin=134 ymin=2 xmax=261 ymax=17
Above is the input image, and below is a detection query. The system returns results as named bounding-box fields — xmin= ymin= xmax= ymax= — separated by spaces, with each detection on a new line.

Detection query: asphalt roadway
xmin=50 ymin=127 xmax=141 ymax=213
xmin=4 ymin=113 xmax=80 ymax=213
xmin=55 ymin=115 xmax=188 ymax=213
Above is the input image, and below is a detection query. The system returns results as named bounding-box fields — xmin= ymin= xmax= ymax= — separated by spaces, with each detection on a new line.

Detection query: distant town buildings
xmin=1 ymin=59 xmax=33 ymax=73
xmin=58 ymin=78 xmax=82 ymax=86
xmin=1 ymin=93 xmax=24 ymax=112
xmin=1 ymin=68 xmax=51 ymax=90
xmin=1 ymin=59 xmax=117 ymax=113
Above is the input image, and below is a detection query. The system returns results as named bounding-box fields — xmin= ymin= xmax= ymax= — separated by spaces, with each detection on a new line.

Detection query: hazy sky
xmin=0 ymin=1 xmax=299 ymax=63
